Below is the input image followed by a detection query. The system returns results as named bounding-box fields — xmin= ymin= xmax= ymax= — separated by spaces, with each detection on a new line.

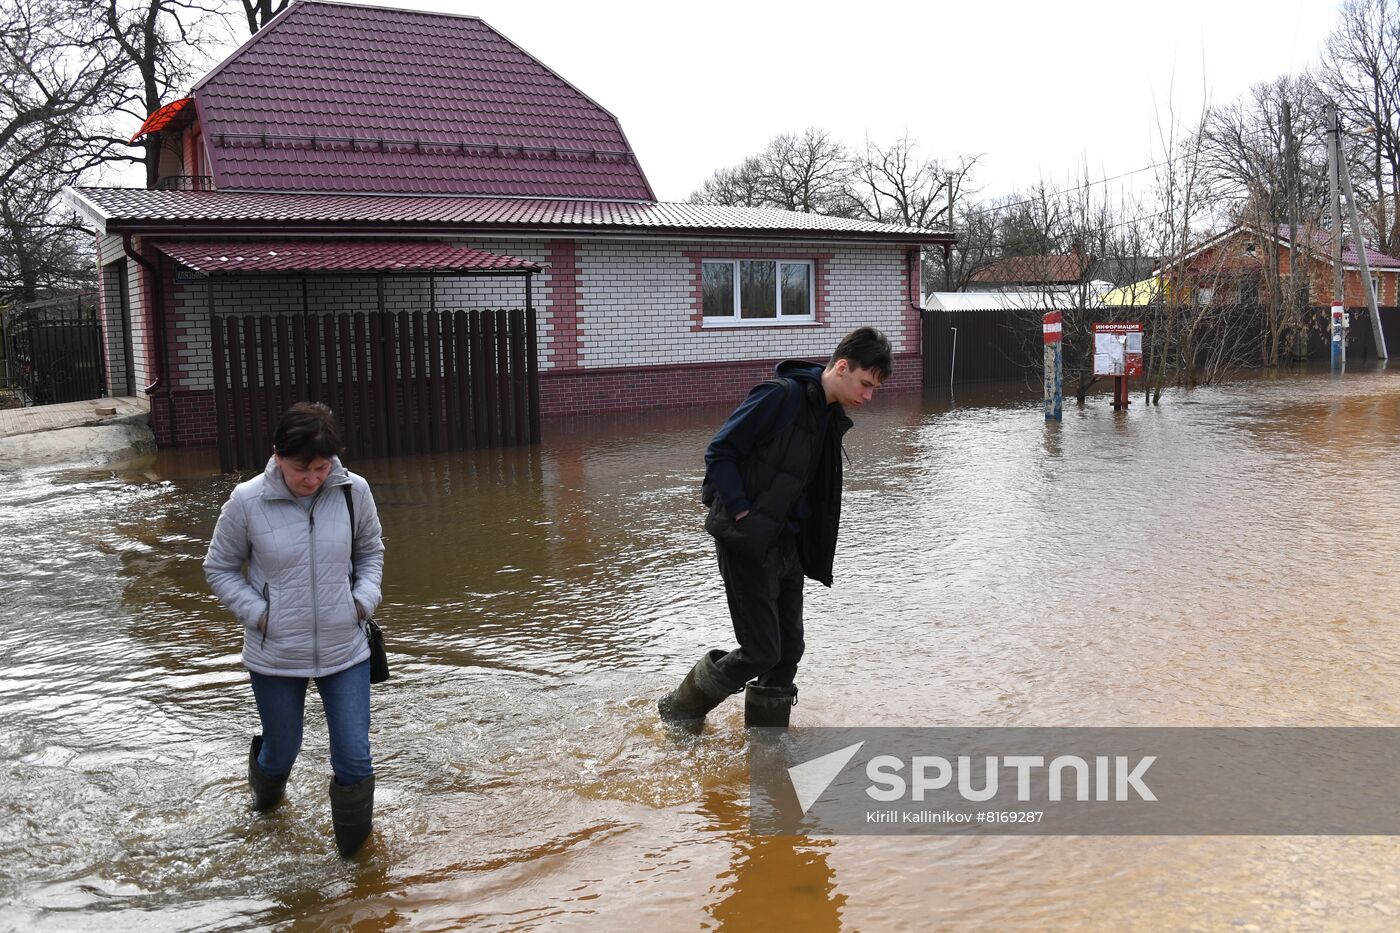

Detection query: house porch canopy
xmin=148 ymin=239 xmax=544 ymax=276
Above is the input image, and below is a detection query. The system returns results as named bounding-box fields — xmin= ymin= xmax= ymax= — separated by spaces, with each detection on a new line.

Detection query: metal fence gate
xmin=212 ymin=307 xmax=539 ymax=472
xmin=3 ymin=294 xmax=106 ymax=405
xmin=921 ymin=308 xmax=1029 ymax=388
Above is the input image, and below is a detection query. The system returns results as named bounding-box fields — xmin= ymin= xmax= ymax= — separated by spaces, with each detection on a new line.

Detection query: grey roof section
xmin=64 ymin=187 xmax=953 ymax=242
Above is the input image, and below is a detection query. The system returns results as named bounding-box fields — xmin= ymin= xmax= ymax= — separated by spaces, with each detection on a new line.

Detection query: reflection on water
xmin=3 ymin=368 xmax=1400 ymax=929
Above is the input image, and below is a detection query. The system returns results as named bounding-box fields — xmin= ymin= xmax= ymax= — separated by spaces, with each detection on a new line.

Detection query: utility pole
xmin=1326 ymin=102 xmax=1346 ymax=369
xmin=945 ymin=172 xmax=955 ymax=292
xmin=1335 ymin=112 xmax=1388 ymax=359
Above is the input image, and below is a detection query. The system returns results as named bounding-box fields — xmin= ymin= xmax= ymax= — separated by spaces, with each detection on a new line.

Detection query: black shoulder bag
xmin=343 ymin=484 xmax=390 ymax=684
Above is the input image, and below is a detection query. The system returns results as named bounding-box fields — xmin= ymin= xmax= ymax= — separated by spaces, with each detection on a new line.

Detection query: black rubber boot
xmin=248 ymin=735 xmax=288 ymax=812
xmin=658 ymin=649 xmax=741 ymax=730
xmin=744 ymin=683 xmax=798 ymax=728
xmin=329 ymin=775 xmax=375 ymax=859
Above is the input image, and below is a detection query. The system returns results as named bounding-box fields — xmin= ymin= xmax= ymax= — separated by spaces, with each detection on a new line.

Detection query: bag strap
xmin=766 ymin=375 xmax=805 ymax=469
xmin=342 ymin=483 xmax=374 ymax=633
xmin=342 ymin=484 xmax=356 ymax=585
xmin=770 ymin=376 xmax=801 ymax=429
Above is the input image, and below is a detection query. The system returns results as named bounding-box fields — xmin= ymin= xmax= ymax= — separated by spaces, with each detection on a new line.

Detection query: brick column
xmin=548 ymin=239 xmax=581 ymax=370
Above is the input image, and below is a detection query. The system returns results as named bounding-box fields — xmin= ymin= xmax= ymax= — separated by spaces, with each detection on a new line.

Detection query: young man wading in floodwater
xmin=658 ymin=327 xmax=891 ymax=730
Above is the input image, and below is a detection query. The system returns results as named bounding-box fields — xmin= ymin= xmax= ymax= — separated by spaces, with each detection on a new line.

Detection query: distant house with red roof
xmin=1166 ymin=223 xmax=1400 ymax=310
xmin=967 ymin=243 xmax=1094 ymax=291
xmin=64 ymin=0 xmax=949 ymax=461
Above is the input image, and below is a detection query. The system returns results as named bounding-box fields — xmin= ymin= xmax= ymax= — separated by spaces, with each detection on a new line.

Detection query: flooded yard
xmin=2 ymin=367 xmax=1400 ymax=930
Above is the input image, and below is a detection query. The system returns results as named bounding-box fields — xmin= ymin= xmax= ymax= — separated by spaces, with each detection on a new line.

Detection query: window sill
xmin=700 ymin=318 xmax=826 ymax=330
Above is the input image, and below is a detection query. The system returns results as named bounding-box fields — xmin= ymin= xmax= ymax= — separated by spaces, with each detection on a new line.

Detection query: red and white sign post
xmin=1043 ymin=312 xmax=1062 ymax=421
xmin=1330 ymin=304 xmax=1346 ymax=370
xmin=1093 ymin=322 xmax=1144 ymax=411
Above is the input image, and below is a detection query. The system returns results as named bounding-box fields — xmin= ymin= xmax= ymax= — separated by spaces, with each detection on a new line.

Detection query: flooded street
xmin=3 ymin=368 xmax=1400 ymax=931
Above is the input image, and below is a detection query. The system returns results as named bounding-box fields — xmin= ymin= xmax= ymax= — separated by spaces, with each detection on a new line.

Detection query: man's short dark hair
xmin=829 ymin=327 xmax=893 ymax=381
xmin=273 ymin=401 xmax=343 ymax=461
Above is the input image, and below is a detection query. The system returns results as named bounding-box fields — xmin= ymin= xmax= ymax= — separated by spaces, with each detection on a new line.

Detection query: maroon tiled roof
xmin=67 ymin=188 xmax=953 ymax=242
xmin=970 ymin=253 xmax=1090 ymax=285
xmin=149 ymin=239 xmax=542 ymax=274
xmin=190 ymin=0 xmax=654 ymax=199
xmin=1275 ymin=224 xmax=1400 ymax=270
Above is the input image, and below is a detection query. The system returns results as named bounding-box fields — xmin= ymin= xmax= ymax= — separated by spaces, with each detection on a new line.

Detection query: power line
xmin=961 ymin=160 xmax=1174 ymax=219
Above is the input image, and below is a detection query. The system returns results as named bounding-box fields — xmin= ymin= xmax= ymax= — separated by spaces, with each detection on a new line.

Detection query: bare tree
xmin=1317 ymin=0 xmax=1400 ymax=252
xmin=102 ymin=0 xmax=227 ymax=186
xmin=0 ymin=0 xmax=126 ymax=302
xmin=930 ymin=198 xmax=999 ymax=291
xmin=1199 ymin=75 xmax=1330 ymax=365
xmin=765 ymin=127 xmax=856 ymax=214
xmin=240 ymin=0 xmax=287 ymax=34
xmin=1147 ymin=83 xmax=1278 ymax=395
xmin=689 ymin=127 xmax=856 ymax=215
xmin=689 ymin=156 xmax=772 ymax=208
xmin=998 ymin=177 xmax=1139 ymax=403
xmin=846 ymin=134 xmax=977 ymax=228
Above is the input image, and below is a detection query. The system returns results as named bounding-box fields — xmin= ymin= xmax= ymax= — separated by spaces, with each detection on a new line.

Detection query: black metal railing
xmin=3 ymin=294 xmax=107 ymax=405
xmin=155 ymin=175 xmax=215 ymax=191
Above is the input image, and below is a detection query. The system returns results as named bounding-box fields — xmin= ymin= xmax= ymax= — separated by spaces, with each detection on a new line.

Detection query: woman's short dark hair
xmin=829 ymin=327 xmax=893 ymax=380
xmin=273 ymin=402 xmax=343 ymax=461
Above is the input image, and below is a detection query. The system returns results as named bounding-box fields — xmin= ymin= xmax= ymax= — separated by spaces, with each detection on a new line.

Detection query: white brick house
xmin=65 ymin=2 xmax=950 ymax=451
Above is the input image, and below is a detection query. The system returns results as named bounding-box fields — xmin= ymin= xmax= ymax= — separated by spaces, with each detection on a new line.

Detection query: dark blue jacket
xmin=704 ymin=360 xmax=829 ymax=521
xmin=702 ymin=360 xmax=852 ymax=585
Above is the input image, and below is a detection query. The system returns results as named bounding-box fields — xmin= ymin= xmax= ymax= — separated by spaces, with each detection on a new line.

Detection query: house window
xmin=1196 ymin=286 xmax=1214 ymax=306
xmin=1372 ymin=275 xmax=1381 ymax=304
xmin=1239 ymin=279 xmax=1259 ymax=305
xmin=702 ymin=259 xmax=814 ymax=323
xmin=1244 ymin=240 xmax=1257 ymax=256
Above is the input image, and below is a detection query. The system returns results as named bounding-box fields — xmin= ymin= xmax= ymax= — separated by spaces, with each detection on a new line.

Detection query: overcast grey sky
xmin=193 ymin=0 xmax=1348 ymax=204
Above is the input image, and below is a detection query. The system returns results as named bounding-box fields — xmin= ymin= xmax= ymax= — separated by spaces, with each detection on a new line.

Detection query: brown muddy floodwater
xmin=3 ymin=368 xmax=1400 ymax=931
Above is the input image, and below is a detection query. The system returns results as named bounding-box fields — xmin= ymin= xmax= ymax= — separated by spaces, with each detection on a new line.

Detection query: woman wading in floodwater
xmin=204 ymin=402 xmax=385 ymax=858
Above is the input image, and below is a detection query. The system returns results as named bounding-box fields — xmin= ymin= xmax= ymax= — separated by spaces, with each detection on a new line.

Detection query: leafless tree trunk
xmin=102 ymin=0 xmax=226 ymax=187
xmin=240 ymin=0 xmax=287 ymax=34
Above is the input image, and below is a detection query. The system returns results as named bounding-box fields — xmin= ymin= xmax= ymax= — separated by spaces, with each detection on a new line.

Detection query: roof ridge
xmin=291 ymin=0 xmax=486 ymax=25
xmin=187 ymin=0 xmax=656 ymax=201
xmin=193 ymin=1 xmax=494 ymax=95
xmin=191 ymin=0 xmax=308 ymax=94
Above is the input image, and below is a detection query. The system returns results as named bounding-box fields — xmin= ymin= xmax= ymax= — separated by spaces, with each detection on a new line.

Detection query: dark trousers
xmin=713 ymin=536 xmax=805 ymax=688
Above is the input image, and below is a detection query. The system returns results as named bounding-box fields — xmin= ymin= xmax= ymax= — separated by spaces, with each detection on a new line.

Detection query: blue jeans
xmin=249 ymin=659 xmax=372 ymax=786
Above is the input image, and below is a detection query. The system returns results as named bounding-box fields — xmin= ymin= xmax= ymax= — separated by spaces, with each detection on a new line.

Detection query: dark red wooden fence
xmin=212 ymin=308 xmax=539 ymax=472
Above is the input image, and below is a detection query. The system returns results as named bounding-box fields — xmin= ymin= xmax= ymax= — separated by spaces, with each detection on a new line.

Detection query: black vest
xmin=703 ymin=377 xmax=853 ymax=586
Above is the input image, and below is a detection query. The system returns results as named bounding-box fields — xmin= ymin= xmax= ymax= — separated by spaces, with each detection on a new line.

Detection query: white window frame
xmin=700 ymin=259 xmax=816 ymax=326
xmin=1371 ymin=274 xmax=1381 ymax=304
